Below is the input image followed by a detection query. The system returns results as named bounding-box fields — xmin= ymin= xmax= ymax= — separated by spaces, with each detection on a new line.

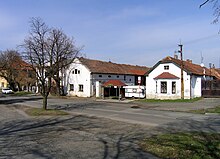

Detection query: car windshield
xmin=3 ymin=88 xmax=11 ymax=90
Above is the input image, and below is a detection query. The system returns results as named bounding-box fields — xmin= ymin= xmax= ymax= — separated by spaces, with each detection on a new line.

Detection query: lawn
xmin=138 ymin=97 xmax=202 ymax=103
xmin=12 ymin=91 xmax=34 ymax=96
xmin=190 ymin=106 xmax=220 ymax=114
xmin=140 ymin=132 xmax=220 ymax=159
xmin=25 ymin=107 xmax=69 ymax=116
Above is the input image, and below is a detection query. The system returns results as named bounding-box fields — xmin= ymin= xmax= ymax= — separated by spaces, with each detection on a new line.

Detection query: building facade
xmin=64 ymin=57 xmax=149 ymax=97
xmin=145 ymin=56 xmax=213 ymax=99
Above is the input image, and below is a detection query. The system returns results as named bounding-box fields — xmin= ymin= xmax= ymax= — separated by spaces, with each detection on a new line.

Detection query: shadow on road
xmin=0 ymin=96 xmax=42 ymax=105
xmin=0 ymin=115 xmax=156 ymax=159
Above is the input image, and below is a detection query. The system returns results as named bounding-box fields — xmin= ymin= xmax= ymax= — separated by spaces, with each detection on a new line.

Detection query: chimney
xmin=186 ymin=59 xmax=192 ymax=63
xmin=174 ymin=54 xmax=178 ymax=59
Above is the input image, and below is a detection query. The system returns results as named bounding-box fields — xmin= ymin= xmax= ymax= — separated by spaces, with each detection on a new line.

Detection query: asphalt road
xmin=0 ymin=95 xmax=219 ymax=127
xmin=0 ymin=95 xmax=220 ymax=159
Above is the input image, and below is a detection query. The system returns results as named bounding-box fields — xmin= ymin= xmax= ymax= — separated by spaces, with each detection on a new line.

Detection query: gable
xmin=154 ymin=72 xmax=179 ymax=79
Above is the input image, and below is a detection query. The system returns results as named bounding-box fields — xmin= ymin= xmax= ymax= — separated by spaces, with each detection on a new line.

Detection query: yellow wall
xmin=0 ymin=77 xmax=8 ymax=88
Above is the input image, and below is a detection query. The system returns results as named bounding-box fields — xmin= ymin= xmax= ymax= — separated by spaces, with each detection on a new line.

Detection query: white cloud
xmin=108 ymin=6 xmax=160 ymax=20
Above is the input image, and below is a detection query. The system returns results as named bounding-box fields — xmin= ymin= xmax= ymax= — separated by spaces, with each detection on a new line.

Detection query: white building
xmin=64 ymin=57 xmax=149 ymax=97
xmin=145 ymin=56 xmax=213 ymax=99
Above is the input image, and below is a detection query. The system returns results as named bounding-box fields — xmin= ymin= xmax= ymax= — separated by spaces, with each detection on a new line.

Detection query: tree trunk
xmin=9 ymin=81 xmax=16 ymax=91
xmin=56 ymin=79 xmax=61 ymax=96
xmin=42 ymin=95 xmax=48 ymax=110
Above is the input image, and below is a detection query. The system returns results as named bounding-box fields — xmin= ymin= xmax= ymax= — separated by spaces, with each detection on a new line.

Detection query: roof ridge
xmin=79 ymin=57 xmax=149 ymax=68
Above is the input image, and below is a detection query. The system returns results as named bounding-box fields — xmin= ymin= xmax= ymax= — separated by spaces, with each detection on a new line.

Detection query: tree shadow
xmin=0 ymin=115 xmax=159 ymax=159
xmin=0 ymin=96 xmax=42 ymax=105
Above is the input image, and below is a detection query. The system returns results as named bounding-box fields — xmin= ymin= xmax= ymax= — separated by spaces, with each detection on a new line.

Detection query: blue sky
xmin=0 ymin=0 xmax=220 ymax=67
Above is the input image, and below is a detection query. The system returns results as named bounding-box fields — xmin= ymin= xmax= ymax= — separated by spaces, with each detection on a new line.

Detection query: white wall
xmin=65 ymin=59 xmax=137 ymax=97
xmin=91 ymin=74 xmax=135 ymax=86
xmin=146 ymin=63 xmax=196 ymax=99
xmin=65 ymin=59 xmax=91 ymax=97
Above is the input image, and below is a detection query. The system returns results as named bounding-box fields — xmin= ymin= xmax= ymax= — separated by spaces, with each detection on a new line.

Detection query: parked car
xmin=2 ymin=88 xmax=13 ymax=94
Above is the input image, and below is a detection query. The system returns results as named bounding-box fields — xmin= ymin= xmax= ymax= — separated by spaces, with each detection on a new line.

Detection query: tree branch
xmin=200 ymin=0 xmax=211 ymax=8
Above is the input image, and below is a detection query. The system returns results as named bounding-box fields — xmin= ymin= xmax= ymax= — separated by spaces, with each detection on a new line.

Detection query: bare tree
xmin=47 ymin=29 xmax=81 ymax=96
xmin=22 ymin=18 xmax=52 ymax=110
xmin=0 ymin=50 xmax=29 ymax=91
xmin=200 ymin=0 xmax=220 ymax=23
xmin=22 ymin=17 xmax=81 ymax=109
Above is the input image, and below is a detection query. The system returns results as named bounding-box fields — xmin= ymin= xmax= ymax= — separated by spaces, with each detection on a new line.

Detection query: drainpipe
xmin=190 ymin=75 xmax=192 ymax=99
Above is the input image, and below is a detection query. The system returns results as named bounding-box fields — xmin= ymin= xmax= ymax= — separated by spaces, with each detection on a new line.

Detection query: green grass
xmin=25 ymin=108 xmax=69 ymax=116
xmin=138 ymin=97 xmax=202 ymax=103
xmin=190 ymin=106 xmax=220 ymax=114
xmin=12 ymin=91 xmax=34 ymax=96
xmin=140 ymin=132 xmax=220 ymax=159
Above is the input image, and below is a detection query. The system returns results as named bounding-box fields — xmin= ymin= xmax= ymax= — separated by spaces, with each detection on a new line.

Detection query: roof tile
xmin=79 ymin=57 xmax=149 ymax=76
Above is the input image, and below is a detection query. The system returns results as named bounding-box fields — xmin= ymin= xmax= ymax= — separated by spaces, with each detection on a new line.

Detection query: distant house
xmin=145 ymin=56 xmax=214 ymax=99
xmin=0 ymin=77 xmax=8 ymax=89
xmin=0 ymin=59 xmax=35 ymax=92
xmin=64 ymin=57 xmax=149 ymax=97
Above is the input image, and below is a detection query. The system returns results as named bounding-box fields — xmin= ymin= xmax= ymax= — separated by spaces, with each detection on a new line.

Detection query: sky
xmin=1 ymin=0 xmax=220 ymax=68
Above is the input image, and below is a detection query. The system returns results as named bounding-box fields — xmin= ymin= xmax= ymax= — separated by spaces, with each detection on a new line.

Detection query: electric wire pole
xmin=178 ymin=44 xmax=184 ymax=99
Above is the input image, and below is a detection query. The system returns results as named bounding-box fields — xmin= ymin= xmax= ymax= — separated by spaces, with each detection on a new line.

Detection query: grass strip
xmin=25 ymin=107 xmax=69 ymax=116
xmin=140 ymin=132 xmax=220 ymax=159
xmin=190 ymin=106 xmax=220 ymax=114
xmin=12 ymin=91 xmax=34 ymax=96
xmin=138 ymin=97 xmax=202 ymax=103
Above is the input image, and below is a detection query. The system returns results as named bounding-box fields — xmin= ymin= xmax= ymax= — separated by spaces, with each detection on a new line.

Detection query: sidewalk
xmin=133 ymin=98 xmax=220 ymax=112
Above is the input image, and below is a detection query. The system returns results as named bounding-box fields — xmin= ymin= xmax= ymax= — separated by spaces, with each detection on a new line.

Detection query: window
xmin=99 ymin=75 xmax=102 ymax=78
xmin=164 ymin=65 xmax=169 ymax=70
xmin=108 ymin=75 xmax=111 ymax=78
xmin=69 ymin=84 xmax=74 ymax=91
xmin=124 ymin=75 xmax=126 ymax=81
xmin=75 ymin=69 xmax=78 ymax=74
xmin=161 ymin=81 xmax=167 ymax=93
xmin=1 ymin=82 xmax=4 ymax=88
xmin=117 ymin=75 xmax=119 ymax=78
xmin=172 ymin=82 xmax=176 ymax=94
xmin=79 ymin=84 xmax=83 ymax=92
xmin=78 ymin=70 xmax=80 ymax=74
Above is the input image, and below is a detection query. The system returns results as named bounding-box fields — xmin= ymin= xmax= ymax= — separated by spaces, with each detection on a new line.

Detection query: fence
xmin=202 ymin=79 xmax=220 ymax=97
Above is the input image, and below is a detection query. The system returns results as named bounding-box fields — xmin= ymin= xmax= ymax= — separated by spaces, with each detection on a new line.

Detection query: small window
xmin=108 ymin=75 xmax=111 ymax=78
xmin=161 ymin=81 xmax=167 ymax=93
xmin=117 ymin=75 xmax=119 ymax=78
xmin=72 ymin=70 xmax=74 ymax=74
xmin=1 ymin=82 xmax=4 ymax=88
xmin=124 ymin=75 xmax=126 ymax=81
xmin=75 ymin=69 xmax=78 ymax=74
xmin=164 ymin=65 xmax=169 ymax=70
xmin=78 ymin=70 xmax=80 ymax=74
xmin=79 ymin=85 xmax=83 ymax=92
xmin=99 ymin=75 xmax=102 ymax=78
xmin=129 ymin=79 xmax=132 ymax=81
xmin=69 ymin=84 xmax=74 ymax=91
xmin=172 ymin=82 xmax=176 ymax=94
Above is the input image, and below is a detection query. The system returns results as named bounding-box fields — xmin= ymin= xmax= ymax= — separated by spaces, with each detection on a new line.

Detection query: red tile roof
xmin=160 ymin=56 xmax=211 ymax=76
xmin=102 ymin=80 xmax=127 ymax=87
xmin=154 ymin=72 xmax=179 ymax=79
xmin=79 ymin=57 xmax=149 ymax=76
xmin=211 ymin=68 xmax=220 ymax=79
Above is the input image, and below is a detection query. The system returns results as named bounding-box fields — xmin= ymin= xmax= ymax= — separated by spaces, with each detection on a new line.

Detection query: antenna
xmin=219 ymin=57 xmax=220 ymax=68
xmin=200 ymin=52 xmax=204 ymax=64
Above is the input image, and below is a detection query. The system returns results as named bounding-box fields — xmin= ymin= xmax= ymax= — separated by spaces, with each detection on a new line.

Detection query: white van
xmin=124 ymin=86 xmax=146 ymax=98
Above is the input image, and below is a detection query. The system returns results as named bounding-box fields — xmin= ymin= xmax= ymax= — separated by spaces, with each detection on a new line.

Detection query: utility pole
xmin=178 ymin=44 xmax=184 ymax=99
